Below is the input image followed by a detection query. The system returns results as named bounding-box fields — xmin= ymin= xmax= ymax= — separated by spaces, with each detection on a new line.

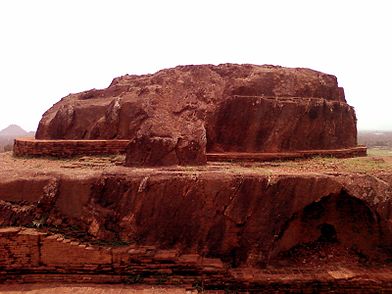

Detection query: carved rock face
xmin=36 ymin=64 xmax=358 ymax=165
xmin=125 ymin=135 xmax=207 ymax=167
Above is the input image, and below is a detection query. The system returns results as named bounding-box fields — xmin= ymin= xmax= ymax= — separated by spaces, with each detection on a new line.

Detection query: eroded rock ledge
xmin=1 ymin=170 xmax=392 ymax=263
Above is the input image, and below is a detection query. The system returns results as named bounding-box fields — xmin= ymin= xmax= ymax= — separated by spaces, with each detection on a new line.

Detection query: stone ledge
xmin=207 ymin=146 xmax=367 ymax=161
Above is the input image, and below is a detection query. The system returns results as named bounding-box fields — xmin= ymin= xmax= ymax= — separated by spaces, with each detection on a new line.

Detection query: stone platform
xmin=1 ymin=152 xmax=390 ymax=292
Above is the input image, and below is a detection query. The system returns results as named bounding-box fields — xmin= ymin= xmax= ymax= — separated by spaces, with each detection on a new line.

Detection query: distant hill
xmin=0 ymin=124 xmax=35 ymax=152
xmin=0 ymin=124 xmax=28 ymax=138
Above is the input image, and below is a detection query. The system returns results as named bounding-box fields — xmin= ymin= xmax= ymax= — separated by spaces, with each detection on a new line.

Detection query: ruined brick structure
xmin=3 ymin=64 xmax=384 ymax=292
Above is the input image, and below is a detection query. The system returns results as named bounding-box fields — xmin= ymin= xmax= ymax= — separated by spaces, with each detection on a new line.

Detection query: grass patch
xmin=342 ymin=157 xmax=392 ymax=173
xmin=367 ymin=147 xmax=392 ymax=157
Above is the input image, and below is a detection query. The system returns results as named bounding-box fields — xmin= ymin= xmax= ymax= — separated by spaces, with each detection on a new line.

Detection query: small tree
xmin=3 ymin=144 xmax=13 ymax=152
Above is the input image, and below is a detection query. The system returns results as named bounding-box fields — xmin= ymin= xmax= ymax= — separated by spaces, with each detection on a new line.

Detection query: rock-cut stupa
xmin=35 ymin=64 xmax=360 ymax=165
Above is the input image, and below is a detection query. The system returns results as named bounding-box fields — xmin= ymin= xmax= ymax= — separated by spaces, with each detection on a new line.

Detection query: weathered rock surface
xmin=1 ymin=168 xmax=392 ymax=267
xmin=208 ymin=97 xmax=356 ymax=152
xmin=36 ymin=64 xmax=358 ymax=165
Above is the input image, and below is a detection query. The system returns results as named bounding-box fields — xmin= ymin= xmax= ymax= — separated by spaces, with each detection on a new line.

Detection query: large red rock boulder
xmin=36 ymin=64 xmax=358 ymax=165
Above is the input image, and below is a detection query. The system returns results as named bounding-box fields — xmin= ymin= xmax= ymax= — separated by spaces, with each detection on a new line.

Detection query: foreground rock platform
xmin=0 ymin=284 xmax=195 ymax=294
xmin=34 ymin=64 xmax=360 ymax=166
xmin=1 ymin=152 xmax=392 ymax=292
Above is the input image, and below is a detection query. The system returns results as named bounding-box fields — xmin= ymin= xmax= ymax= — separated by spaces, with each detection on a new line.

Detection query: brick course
xmin=13 ymin=138 xmax=130 ymax=157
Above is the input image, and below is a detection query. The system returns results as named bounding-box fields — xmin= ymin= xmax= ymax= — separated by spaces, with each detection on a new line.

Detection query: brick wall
xmin=13 ymin=138 xmax=130 ymax=157
xmin=0 ymin=227 xmax=224 ymax=285
xmin=0 ymin=228 xmax=41 ymax=269
xmin=13 ymin=138 xmax=367 ymax=161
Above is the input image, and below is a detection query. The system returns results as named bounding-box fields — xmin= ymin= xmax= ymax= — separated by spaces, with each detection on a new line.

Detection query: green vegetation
xmin=124 ymin=274 xmax=143 ymax=284
xmin=193 ymin=280 xmax=205 ymax=293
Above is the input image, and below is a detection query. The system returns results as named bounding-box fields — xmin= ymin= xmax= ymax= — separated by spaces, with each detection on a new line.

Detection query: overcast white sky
xmin=0 ymin=0 xmax=391 ymax=131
